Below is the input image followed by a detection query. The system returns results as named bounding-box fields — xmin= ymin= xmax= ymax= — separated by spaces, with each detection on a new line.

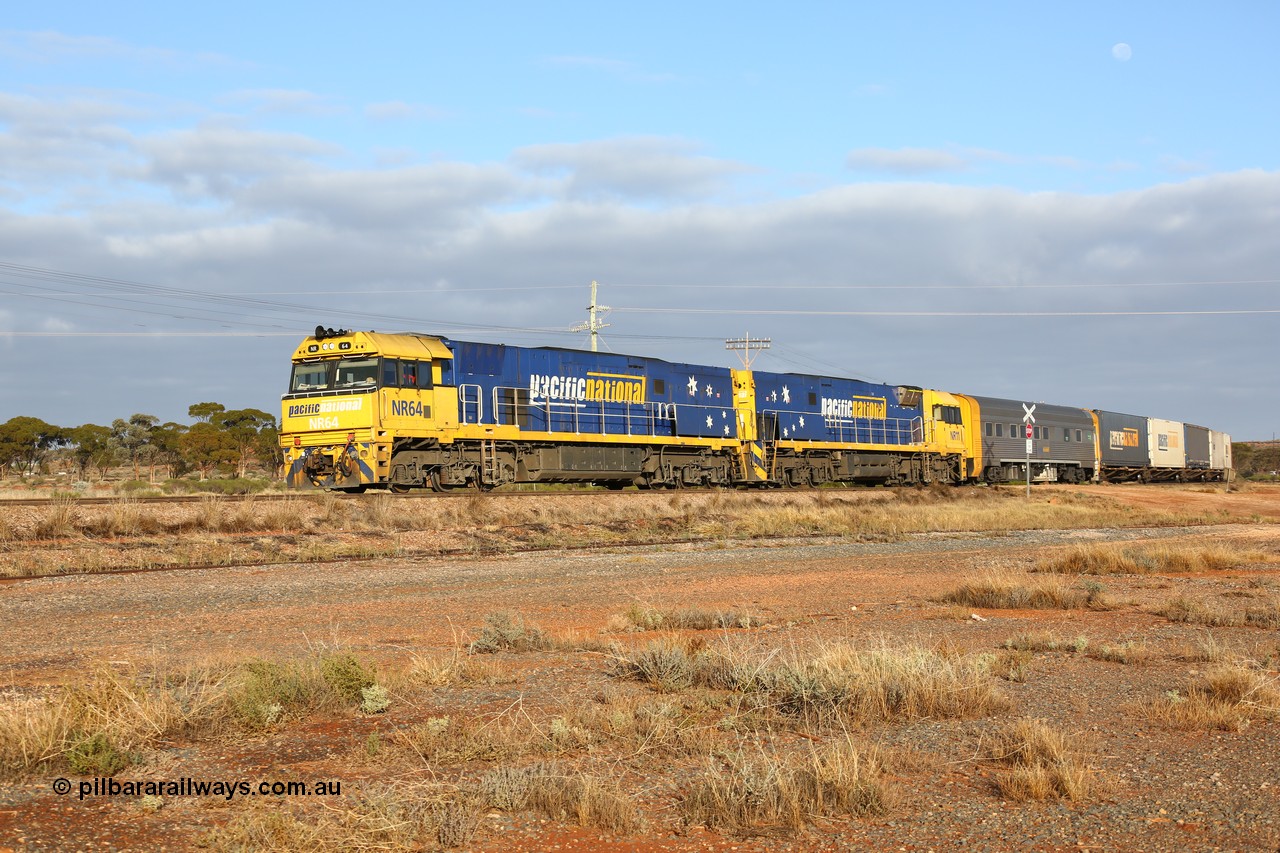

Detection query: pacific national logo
xmin=529 ymin=372 xmax=646 ymax=404
xmin=287 ymin=399 xmax=364 ymax=417
xmin=822 ymin=396 xmax=886 ymax=420
xmin=1110 ymin=428 xmax=1140 ymax=450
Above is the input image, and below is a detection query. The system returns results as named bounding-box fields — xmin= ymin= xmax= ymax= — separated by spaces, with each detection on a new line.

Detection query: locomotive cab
xmin=280 ymin=328 xmax=453 ymax=490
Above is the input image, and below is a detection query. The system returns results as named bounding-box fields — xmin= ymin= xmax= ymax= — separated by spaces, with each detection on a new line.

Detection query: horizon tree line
xmin=0 ymin=404 xmax=279 ymax=482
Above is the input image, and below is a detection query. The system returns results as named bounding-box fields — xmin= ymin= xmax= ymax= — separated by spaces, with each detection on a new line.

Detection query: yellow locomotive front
xmin=279 ymin=327 xmax=452 ymax=490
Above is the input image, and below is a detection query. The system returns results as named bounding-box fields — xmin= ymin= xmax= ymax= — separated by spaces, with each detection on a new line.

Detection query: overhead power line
xmin=614 ymin=307 xmax=1280 ymax=317
xmin=227 ymin=278 xmax=1280 ymax=296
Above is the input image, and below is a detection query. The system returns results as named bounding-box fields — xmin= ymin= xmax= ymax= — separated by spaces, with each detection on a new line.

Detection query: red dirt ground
xmin=1 ymin=483 xmax=1278 ymax=851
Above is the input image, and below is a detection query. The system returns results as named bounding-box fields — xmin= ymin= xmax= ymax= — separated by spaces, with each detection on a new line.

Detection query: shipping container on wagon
xmin=968 ymin=396 xmax=1095 ymax=482
xmin=1184 ymin=424 xmax=1211 ymax=469
xmin=1210 ymin=430 xmax=1233 ymax=471
xmin=1147 ymin=418 xmax=1186 ymax=469
xmin=1094 ymin=410 xmax=1149 ymax=469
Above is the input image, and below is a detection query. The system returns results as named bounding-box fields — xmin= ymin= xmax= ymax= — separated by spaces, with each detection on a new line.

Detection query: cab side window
xmin=402 ymin=360 xmax=433 ymax=389
xmin=381 ymin=359 xmax=399 ymax=388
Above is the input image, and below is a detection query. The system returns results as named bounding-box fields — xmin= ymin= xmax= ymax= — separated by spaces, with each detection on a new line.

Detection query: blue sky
xmin=2 ymin=2 xmax=1278 ymax=439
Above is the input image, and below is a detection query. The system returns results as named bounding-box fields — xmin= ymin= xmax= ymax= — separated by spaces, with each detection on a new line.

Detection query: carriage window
xmin=1064 ymin=428 xmax=1071 ymax=442
xmin=985 ymin=423 xmax=992 ymax=437
xmin=1076 ymin=430 xmax=1083 ymax=442
xmin=334 ymin=358 xmax=379 ymax=388
xmin=1010 ymin=424 xmax=1018 ymax=438
xmin=996 ymin=423 xmax=1003 ymax=437
xmin=290 ymin=362 xmax=330 ymax=392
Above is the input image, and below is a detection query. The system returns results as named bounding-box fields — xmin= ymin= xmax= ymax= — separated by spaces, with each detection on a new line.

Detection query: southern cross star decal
xmin=705 ymin=415 xmax=714 ymax=428
xmin=799 ymin=416 xmax=805 ymax=428
xmin=704 ymin=383 xmax=712 ymax=396
xmin=723 ymin=425 xmax=730 ymax=436
xmin=781 ymin=385 xmax=791 ymax=404
xmin=687 ymin=376 xmax=699 ymax=396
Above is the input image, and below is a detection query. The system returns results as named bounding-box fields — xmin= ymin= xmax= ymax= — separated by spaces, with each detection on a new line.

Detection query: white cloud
xmin=846 ymin=145 xmax=1086 ymax=176
xmin=512 ymin=136 xmax=753 ymax=200
xmin=1 ymin=107 xmax=1277 ymax=437
xmin=0 ymin=29 xmax=246 ymax=69
xmin=846 ymin=147 xmax=969 ymax=174
xmin=131 ymin=126 xmax=341 ymax=197
xmin=364 ymin=101 xmax=449 ymax=121
xmin=218 ymin=89 xmax=345 ymax=117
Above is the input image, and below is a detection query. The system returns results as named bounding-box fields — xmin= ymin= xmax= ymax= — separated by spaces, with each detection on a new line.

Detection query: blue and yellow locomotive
xmin=279 ymin=327 xmax=972 ymax=491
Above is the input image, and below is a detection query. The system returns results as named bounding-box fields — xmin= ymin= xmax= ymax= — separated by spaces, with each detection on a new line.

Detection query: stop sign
xmin=1025 ymin=424 xmax=1033 ymax=439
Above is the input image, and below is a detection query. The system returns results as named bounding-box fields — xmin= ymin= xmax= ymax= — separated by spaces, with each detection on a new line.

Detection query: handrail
xmin=459 ymin=384 xmax=484 ymax=424
xmin=475 ymin=385 xmax=716 ymax=437
xmin=762 ymin=409 xmax=925 ymax=445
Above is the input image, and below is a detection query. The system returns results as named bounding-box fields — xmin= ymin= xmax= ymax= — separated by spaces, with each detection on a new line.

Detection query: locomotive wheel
xmin=389 ymin=483 xmax=410 ymax=494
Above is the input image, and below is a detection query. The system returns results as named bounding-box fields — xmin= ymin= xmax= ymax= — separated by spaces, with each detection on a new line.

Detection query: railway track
xmin=0 ymin=488 xmax=648 ymax=507
xmin=0 ymin=484 xmax=870 ymax=507
xmin=0 ymin=478 xmax=1223 ymax=509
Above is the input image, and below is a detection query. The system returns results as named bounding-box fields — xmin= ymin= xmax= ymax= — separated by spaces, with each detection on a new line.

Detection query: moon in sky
xmin=1112 ymin=43 xmax=1133 ymax=61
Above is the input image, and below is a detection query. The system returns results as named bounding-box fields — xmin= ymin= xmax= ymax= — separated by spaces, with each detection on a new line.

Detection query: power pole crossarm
xmin=570 ymin=280 xmax=611 ymax=352
xmin=725 ymin=334 xmax=771 ymax=368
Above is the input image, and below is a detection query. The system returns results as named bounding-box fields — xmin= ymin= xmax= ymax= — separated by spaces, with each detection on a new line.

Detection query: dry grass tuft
xmin=610 ymin=639 xmax=700 ymax=693
xmin=468 ymin=612 xmax=554 ymax=654
xmin=680 ymin=737 xmax=891 ymax=833
xmin=0 ymin=662 xmax=225 ymax=777
xmin=0 ymin=651 xmax=385 ymax=777
xmin=394 ymin=649 xmax=508 ymax=689
xmin=618 ymin=603 xmax=764 ymax=632
xmin=1001 ymin=631 xmax=1089 ymax=654
xmin=1152 ymin=593 xmax=1280 ymax=629
xmin=207 ymin=782 xmax=482 ymax=851
xmin=1086 ymin=642 xmax=1154 ymax=665
xmin=478 ymin=763 xmax=642 ymax=834
xmin=1036 ymin=543 xmax=1272 ymax=575
xmin=630 ymin=639 xmax=1010 ymax=724
xmin=1142 ymin=663 xmax=1280 ymax=732
xmin=940 ymin=571 xmax=1114 ymax=611
xmin=395 ymin=714 xmax=535 ymax=765
xmin=986 ymin=719 xmax=1095 ymax=801
xmin=988 ymin=650 xmax=1033 ymax=682
xmin=566 ymin=694 xmax=720 ymax=757
xmin=32 ymin=497 xmax=80 ymax=540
